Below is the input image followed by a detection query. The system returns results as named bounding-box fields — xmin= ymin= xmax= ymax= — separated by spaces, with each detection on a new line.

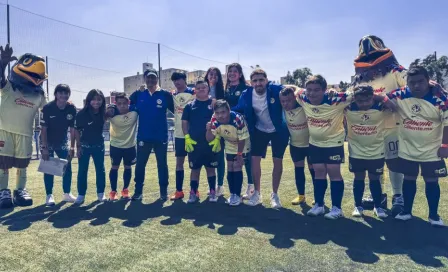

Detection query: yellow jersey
xmin=211 ymin=111 xmax=250 ymax=155
xmin=345 ymin=102 xmax=386 ymax=159
xmin=388 ymin=87 xmax=448 ymax=162
xmin=284 ymin=105 xmax=309 ymax=148
xmin=172 ymin=88 xmax=195 ymax=138
xmin=109 ymin=111 xmax=138 ymax=148
xmin=296 ymin=89 xmax=352 ymax=147
xmin=0 ymin=81 xmax=46 ymax=137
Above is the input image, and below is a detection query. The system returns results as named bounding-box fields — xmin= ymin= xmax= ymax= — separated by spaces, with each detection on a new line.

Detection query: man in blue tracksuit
xmin=233 ymin=68 xmax=289 ymax=208
xmin=129 ymin=68 xmax=174 ymax=201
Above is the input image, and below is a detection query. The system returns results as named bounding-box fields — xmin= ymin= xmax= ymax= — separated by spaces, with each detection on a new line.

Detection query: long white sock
xmin=389 ymin=170 xmax=404 ymax=195
xmin=16 ymin=168 xmax=27 ymax=190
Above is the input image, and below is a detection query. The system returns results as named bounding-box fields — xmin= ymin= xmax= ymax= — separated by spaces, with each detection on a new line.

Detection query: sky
xmin=0 ymin=0 xmax=447 ymax=106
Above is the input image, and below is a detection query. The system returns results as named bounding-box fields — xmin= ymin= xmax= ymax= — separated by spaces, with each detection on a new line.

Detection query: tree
xmin=411 ymin=53 xmax=448 ymax=88
xmin=339 ymin=81 xmax=350 ymax=92
xmin=284 ymin=67 xmax=313 ymax=87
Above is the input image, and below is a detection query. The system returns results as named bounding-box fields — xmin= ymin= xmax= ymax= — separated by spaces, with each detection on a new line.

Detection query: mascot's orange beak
xmin=12 ymin=59 xmax=47 ymax=86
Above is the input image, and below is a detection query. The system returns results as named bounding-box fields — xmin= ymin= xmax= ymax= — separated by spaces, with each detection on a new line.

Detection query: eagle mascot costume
xmin=351 ymin=35 xmax=407 ymax=215
xmin=0 ymin=44 xmax=47 ymax=209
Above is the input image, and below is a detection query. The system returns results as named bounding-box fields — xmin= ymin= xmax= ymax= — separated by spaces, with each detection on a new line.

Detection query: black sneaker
xmin=13 ymin=188 xmax=33 ymax=207
xmin=391 ymin=194 xmax=404 ymax=216
xmin=0 ymin=189 xmax=13 ymax=209
xmin=131 ymin=193 xmax=143 ymax=201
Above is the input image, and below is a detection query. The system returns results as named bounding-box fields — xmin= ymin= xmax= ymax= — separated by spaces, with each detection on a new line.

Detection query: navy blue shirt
xmin=129 ymin=88 xmax=174 ymax=142
xmin=225 ymin=83 xmax=249 ymax=109
xmin=74 ymin=109 xmax=105 ymax=146
xmin=40 ymin=101 xmax=77 ymax=148
xmin=182 ymin=99 xmax=213 ymax=147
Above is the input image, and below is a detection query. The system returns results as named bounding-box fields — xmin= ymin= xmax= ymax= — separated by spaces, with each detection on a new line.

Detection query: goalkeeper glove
xmin=185 ymin=134 xmax=197 ymax=153
xmin=209 ymin=135 xmax=222 ymax=153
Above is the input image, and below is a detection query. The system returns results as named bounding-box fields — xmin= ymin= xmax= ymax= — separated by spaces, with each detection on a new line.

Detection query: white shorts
xmin=384 ymin=128 xmax=398 ymax=160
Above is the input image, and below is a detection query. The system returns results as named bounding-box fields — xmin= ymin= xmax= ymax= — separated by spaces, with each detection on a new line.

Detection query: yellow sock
xmin=0 ymin=170 xmax=9 ymax=190
xmin=16 ymin=168 xmax=27 ymax=190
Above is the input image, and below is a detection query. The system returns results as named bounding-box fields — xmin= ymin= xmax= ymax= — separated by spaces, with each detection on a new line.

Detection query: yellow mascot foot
xmin=291 ymin=195 xmax=306 ymax=205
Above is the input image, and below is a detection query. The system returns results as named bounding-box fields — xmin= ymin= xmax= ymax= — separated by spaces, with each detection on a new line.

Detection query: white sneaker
xmin=352 ymin=206 xmax=364 ymax=217
xmin=45 ymin=194 xmax=55 ymax=206
xmin=209 ymin=190 xmax=218 ymax=202
xmin=395 ymin=212 xmax=412 ymax=221
xmin=270 ymin=192 xmax=282 ymax=209
xmin=229 ymin=194 xmax=241 ymax=206
xmin=97 ymin=193 xmax=107 ymax=202
xmin=216 ymin=186 xmax=224 ymax=197
xmin=226 ymin=194 xmax=233 ymax=204
xmin=74 ymin=195 xmax=85 ymax=205
xmin=307 ymin=204 xmax=325 ymax=217
xmin=187 ymin=191 xmax=199 ymax=204
xmin=429 ymin=216 xmax=445 ymax=227
xmin=324 ymin=206 xmax=344 ymax=220
xmin=374 ymin=207 xmax=388 ymax=219
xmin=242 ymin=184 xmax=254 ymax=200
xmin=247 ymin=191 xmax=262 ymax=206
xmin=62 ymin=193 xmax=76 ymax=203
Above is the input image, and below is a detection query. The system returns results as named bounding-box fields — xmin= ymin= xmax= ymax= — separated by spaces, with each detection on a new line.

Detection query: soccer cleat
xmin=209 ymin=189 xmax=218 ymax=202
xmin=0 ymin=189 xmax=13 ymax=209
xmin=242 ymin=184 xmax=254 ymax=200
xmin=270 ymin=192 xmax=282 ymax=209
xmin=391 ymin=194 xmax=404 ymax=217
xmin=324 ymin=206 xmax=344 ymax=220
xmin=291 ymin=195 xmax=306 ymax=205
xmin=395 ymin=212 xmax=412 ymax=221
xmin=46 ymin=194 xmax=55 ymax=207
xmin=229 ymin=194 xmax=241 ymax=206
xmin=429 ymin=216 xmax=445 ymax=227
xmin=97 ymin=193 xmax=107 ymax=202
xmin=109 ymin=191 xmax=118 ymax=201
xmin=187 ymin=191 xmax=199 ymax=204
xmin=13 ymin=189 xmax=33 ymax=206
xmin=352 ymin=206 xmax=364 ymax=217
xmin=374 ymin=207 xmax=388 ymax=219
xmin=307 ymin=204 xmax=325 ymax=217
xmin=216 ymin=186 xmax=224 ymax=197
xmin=121 ymin=189 xmax=130 ymax=199
xmin=246 ymin=191 xmax=262 ymax=206
xmin=62 ymin=193 xmax=76 ymax=203
xmin=131 ymin=193 xmax=143 ymax=201
xmin=74 ymin=195 xmax=85 ymax=205
xmin=170 ymin=191 xmax=184 ymax=201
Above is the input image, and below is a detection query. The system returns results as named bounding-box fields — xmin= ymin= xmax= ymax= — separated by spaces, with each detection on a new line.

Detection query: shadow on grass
xmin=0 ymin=196 xmax=447 ymax=268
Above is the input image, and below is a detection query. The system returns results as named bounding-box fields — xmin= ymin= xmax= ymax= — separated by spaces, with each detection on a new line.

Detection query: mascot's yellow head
xmin=355 ymin=35 xmax=391 ymax=63
xmin=10 ymin=53 xmax=47 ymax=93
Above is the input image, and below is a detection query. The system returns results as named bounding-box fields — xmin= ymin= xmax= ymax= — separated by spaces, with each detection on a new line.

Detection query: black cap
xmin=144 ymin=68 xmax=158 ymax=78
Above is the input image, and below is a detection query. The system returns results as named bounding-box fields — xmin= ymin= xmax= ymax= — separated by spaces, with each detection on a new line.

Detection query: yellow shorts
xmin=384 ymin=128 xmax=398 ymax=160
xmin=0 ymin=130 xmax=33 ymax=159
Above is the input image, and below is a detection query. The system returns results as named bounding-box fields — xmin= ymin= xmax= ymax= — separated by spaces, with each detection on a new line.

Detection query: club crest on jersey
xmin=270 ymin=98 xmax=275 ymax=104
xmin=288 ymin=110 xmax=296 ymax=117
xmin=208 ymin=105 xmax=212 ymax=110
xmin=235 ymin=91 xmax=241 ymax=96
xmin=224 ymin=129 xmax=230 ymax=135
xmin=361 ymin=114 xmax=370 ymax=122
xmin=179 ymin=97 xmax=185 ymax=103
xmin=411 ymin=104 xmax=421 ymax=113
xmin=157 ymin=99 xmax=162 ymax=105
xmin=139 ymin=141 xmax=144 ymax=147
xmin=66 ymin=114 xmax=73 ymax=120
xmin=312 ymin=108 xmax=319 ymax=114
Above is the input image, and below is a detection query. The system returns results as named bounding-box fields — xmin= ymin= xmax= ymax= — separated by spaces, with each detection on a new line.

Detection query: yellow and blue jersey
xmin=211 ymin=111 xmax=250 ymax=154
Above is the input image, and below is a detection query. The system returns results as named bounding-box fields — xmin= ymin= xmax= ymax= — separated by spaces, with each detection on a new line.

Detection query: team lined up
xmin=32 ymin=64 xmax=448 ymax=227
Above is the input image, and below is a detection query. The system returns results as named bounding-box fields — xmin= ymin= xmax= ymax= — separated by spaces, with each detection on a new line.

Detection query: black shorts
xmin=251 ymin=128 xmax=288 ymax=159
xmin=188 ymin=145 xmax=218 ymax=170
xmin=290 ymin=145 xmax=308 ymax=163
xmin=397 ymin=157 xmax=447 ymax=178
xmin=226 ymin=153 xmax=248 ymax=161
xmin=110 ymin=145 xmax=137 ymax=166
xmin=308 ymin=144 xmax=345 ymax=164
xmin=349 ymin=157 xmax=385 ymax=175
xmin=175 ymin=137 xmax=187 ymax=157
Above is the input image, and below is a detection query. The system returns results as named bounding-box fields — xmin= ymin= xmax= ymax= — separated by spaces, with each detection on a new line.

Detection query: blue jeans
xmin=217 ymin=148 xmax=253 ymax=186
xmin=134 ymin=140 xmax=169 ymax=196
xmin=77 ymin=145 xmax=106 ymax=195
xmin=43 ymin=148 xmax=72 ymax=195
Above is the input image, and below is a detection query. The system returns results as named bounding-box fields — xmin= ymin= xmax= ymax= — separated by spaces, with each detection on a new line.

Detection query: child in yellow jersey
xmin=387 ymin=66 xmax=448 ymax=227
xmin=106 ymin=93 xmax=138 ymax=201
xmin=279 ymin=86 xmax=314 ymax=205
xmin=206 ymin=100 xmax=250 ymax=206
xmin=296 ymin=75 xmax=393 ymax=220
xmin=345 ymin=85 xmax=387 ymax=219
xmin=169 ymin=72 xmax=195 ymax=201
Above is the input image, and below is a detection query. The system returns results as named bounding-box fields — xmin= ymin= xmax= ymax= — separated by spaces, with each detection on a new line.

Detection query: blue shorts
xmin=188 ymin=145 xmax=218 ymax=169
xmin=250 ymin=128 xmax=288 ymax=159
xmin=175 ymin=137 xmax=187 ymax=157
xmin=397 ymin=157 xmax=447 ymax=178
xmin=308 ymin=144 xmax=344 ymax=164
xmin=290 ymin=145 xmax=308 ymax=162
xmin=110 ymin=145 xmax=136 ymax=166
